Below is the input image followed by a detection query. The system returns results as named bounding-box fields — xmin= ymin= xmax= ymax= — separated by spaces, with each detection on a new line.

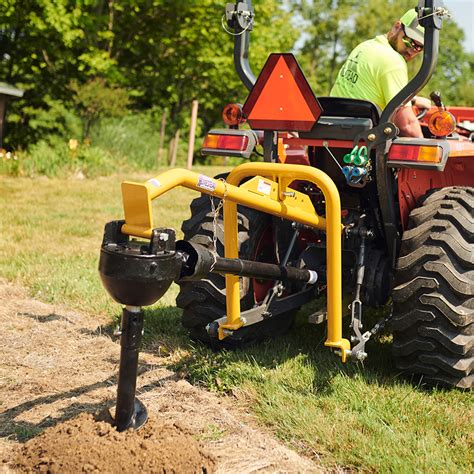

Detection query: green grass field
xmin=0 ymin=169 xmax=472 ymax=472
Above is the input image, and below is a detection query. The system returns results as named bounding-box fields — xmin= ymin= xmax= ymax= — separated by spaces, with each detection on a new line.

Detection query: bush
xmin=1 ymin=110 xmax=213 ymax=178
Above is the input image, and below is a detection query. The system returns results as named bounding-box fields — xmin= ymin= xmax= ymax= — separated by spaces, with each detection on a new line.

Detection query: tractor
xmin=99 ymin=0 xmax=473 ymax=431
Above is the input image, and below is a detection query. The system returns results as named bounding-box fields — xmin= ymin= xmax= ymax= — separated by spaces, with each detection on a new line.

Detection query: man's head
xmin=388 ymin=9 xmax=424 ymax=62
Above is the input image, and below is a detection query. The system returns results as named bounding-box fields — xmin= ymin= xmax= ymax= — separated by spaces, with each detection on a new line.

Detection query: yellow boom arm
xmin=120 ymin=162 xmax=351 ymax=361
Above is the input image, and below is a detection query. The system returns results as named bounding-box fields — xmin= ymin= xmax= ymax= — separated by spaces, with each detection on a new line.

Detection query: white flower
xmin=6 ymin=152 xmax=11 ymax=160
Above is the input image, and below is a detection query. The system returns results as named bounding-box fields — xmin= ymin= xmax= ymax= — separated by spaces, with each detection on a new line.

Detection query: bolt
xmin=368 ymin=133 xmax=376 ymax=141
xmin=384 ymin=127 xmax=393 ymax=135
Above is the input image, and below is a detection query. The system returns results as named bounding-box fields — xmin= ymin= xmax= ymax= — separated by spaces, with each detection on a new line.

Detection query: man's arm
xmin=393 ymin=106 xmax=424 ymax=137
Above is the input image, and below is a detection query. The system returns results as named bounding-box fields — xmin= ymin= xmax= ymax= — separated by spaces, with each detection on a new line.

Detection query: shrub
xmin=2 ymin=135 xmax=127 ymax=178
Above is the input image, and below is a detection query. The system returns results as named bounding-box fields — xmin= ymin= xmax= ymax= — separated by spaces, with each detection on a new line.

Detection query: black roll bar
xmin=226 ymin=1 xmax=256 ymax=90
xmin=381 ymin=0 xmax=443 ymax=123
xmin=377 ymin=0 xmax=445 ymax=264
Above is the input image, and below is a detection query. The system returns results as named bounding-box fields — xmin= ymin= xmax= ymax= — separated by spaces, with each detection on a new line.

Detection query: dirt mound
xmin=11 ymin=413 xmax=214 ymax=473
xmin=0 ymin=279 xmax=320 ymax=473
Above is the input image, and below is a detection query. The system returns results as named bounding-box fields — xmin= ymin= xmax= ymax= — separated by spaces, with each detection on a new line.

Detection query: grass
xmin=0 ymin=170 xmax=473 ymax=472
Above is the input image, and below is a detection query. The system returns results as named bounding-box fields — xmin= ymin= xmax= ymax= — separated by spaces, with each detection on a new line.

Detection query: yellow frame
xmin=120 ymin=163 xmax=351 ymax=362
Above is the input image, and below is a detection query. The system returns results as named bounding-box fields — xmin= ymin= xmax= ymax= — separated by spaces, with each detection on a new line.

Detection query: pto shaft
xmin=177 ymin=241 xmax=318 ymax=284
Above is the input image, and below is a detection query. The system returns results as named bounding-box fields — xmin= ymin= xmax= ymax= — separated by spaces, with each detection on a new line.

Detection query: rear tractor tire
xmin=176 ymin=194 xmax=296 ymax=348
xmin=392 ymin=187 xmax=473 ymax=389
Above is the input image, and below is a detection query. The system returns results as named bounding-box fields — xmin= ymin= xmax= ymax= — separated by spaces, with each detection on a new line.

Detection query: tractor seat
xmin=300 ymin=97 xmax=381 ymax=141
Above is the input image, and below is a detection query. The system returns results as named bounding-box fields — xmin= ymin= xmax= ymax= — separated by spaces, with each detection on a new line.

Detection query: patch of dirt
xmin=0 ymin=280 xmax=320 ymax=473
xmin=11 ymin=414 xmax=214 ymax=473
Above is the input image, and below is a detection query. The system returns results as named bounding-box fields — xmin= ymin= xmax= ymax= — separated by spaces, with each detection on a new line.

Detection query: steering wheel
xmin=414 ymin=106 xmax=429 ymax=121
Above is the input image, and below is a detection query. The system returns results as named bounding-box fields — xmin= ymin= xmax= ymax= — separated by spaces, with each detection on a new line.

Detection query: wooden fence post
xmin=187 ymin=100 xmax=199 ymax=170
xmin=169 ymin=129 xmax=180 ymax=167
xmin=157 ymin=110 xmax=167 ymax=166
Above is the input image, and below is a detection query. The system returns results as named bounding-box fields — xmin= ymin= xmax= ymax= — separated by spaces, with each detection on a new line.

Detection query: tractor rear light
xmin=387 ymin=139 xmax=449 ymax=171
xmin=388 ymin=144 xmax=442 ymax=163
xmin=222 ymin=103 xmax=246 ymax=127
xmin=203 ymin=134 xmax=249 ymax=151
xmin=201 ymin=129 xmax=257 ymax=159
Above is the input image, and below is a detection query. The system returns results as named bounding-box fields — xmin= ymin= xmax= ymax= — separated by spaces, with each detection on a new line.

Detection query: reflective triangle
xmin=243 ymin=54 xmax=321 ymax=131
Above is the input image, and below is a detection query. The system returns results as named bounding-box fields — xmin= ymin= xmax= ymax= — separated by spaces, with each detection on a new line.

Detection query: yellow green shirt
xmin=330 ymin=35 xmax=408 ymax=110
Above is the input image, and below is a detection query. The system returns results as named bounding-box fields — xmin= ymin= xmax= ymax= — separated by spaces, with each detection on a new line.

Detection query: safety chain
xmin=209 ymin=178 xmax=228 ymax=258
xmin=350 ymin=306 xmax=393 ymax=361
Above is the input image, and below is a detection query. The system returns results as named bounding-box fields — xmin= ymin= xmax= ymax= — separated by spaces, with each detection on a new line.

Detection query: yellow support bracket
xmin=120 ymin=163 xmax=351 ymax=362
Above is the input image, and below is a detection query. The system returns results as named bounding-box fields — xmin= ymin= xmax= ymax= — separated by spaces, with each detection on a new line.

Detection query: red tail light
xmin=387 ymin=139 xmax=449 ymax=171
xmin=388 ymin=144 xmax=442 ymax=163
xmin=203 ymin=134 xmax=249 ymax=151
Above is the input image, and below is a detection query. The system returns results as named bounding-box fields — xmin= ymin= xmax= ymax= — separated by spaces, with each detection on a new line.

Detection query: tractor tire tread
xmin=392 ymin=186 xmax=474 ymax=389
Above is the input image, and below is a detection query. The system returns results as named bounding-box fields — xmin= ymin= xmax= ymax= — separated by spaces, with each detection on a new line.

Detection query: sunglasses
xmin=401 ymin=26 xmax=423 ymax=52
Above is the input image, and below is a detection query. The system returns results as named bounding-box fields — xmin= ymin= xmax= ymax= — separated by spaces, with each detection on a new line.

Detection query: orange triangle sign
xmin=243 ymin=54 xmax=321 ymax=131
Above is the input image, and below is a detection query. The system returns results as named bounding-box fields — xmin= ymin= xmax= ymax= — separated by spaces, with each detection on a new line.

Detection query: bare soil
xmin=0 ymin=280 xmax=320 ymax=473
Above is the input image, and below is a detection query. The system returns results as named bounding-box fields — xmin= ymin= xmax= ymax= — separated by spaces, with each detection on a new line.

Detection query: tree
xmin=113 ymin=0 xmax=299 ymax=140
xmin=1 ymin=0 xmax=298 ymax=150
xmin=0 ymin=0 xmax=121 ymax=146
xmin=70 ymin=78 xmax=129 ymax=140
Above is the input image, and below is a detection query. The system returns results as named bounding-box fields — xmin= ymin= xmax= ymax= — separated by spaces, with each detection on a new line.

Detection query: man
xmin=330 ymin=9 xmax=431 ymax=137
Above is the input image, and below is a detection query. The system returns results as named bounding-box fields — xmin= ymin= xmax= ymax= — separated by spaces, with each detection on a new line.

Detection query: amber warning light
xmin=428 ymin=110 xmax=456 ymax=137
xmin=242 ymin=53 xmax=322 ymax=132
xmin=222 ymin=103 xmax=246 ymax=127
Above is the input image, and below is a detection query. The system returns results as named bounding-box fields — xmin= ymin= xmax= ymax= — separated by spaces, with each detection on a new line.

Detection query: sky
xmin=444 ymin=0 xmax=474 ymax=52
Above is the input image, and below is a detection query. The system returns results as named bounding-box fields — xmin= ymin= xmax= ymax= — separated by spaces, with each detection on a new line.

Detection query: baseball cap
xmin=400 ymin=9 xmax=424 ymax=45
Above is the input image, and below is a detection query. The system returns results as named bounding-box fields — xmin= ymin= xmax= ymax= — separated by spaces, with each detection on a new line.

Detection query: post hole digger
xmin=99 ymin=0 xmax=473 ymax=431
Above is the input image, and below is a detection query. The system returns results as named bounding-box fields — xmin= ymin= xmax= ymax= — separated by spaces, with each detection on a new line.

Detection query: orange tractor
xmin=99 ymin=0 xmax=473 ymax=431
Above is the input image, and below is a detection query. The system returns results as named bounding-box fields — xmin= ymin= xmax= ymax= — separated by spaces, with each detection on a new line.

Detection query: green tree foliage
xmin=1 ymin=0 xmax=472 ymax=154
xmin=0 ymin=0 xmax=119 ymax=146
xmin=0 ymin=0 xmax=297 ymax=149
xmin=70 ymin=78 xmax=129 ymax=139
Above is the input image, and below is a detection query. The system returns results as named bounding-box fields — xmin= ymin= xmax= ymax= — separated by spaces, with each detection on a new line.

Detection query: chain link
xmin=209 ymin=178 xmax=228 ymax=256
